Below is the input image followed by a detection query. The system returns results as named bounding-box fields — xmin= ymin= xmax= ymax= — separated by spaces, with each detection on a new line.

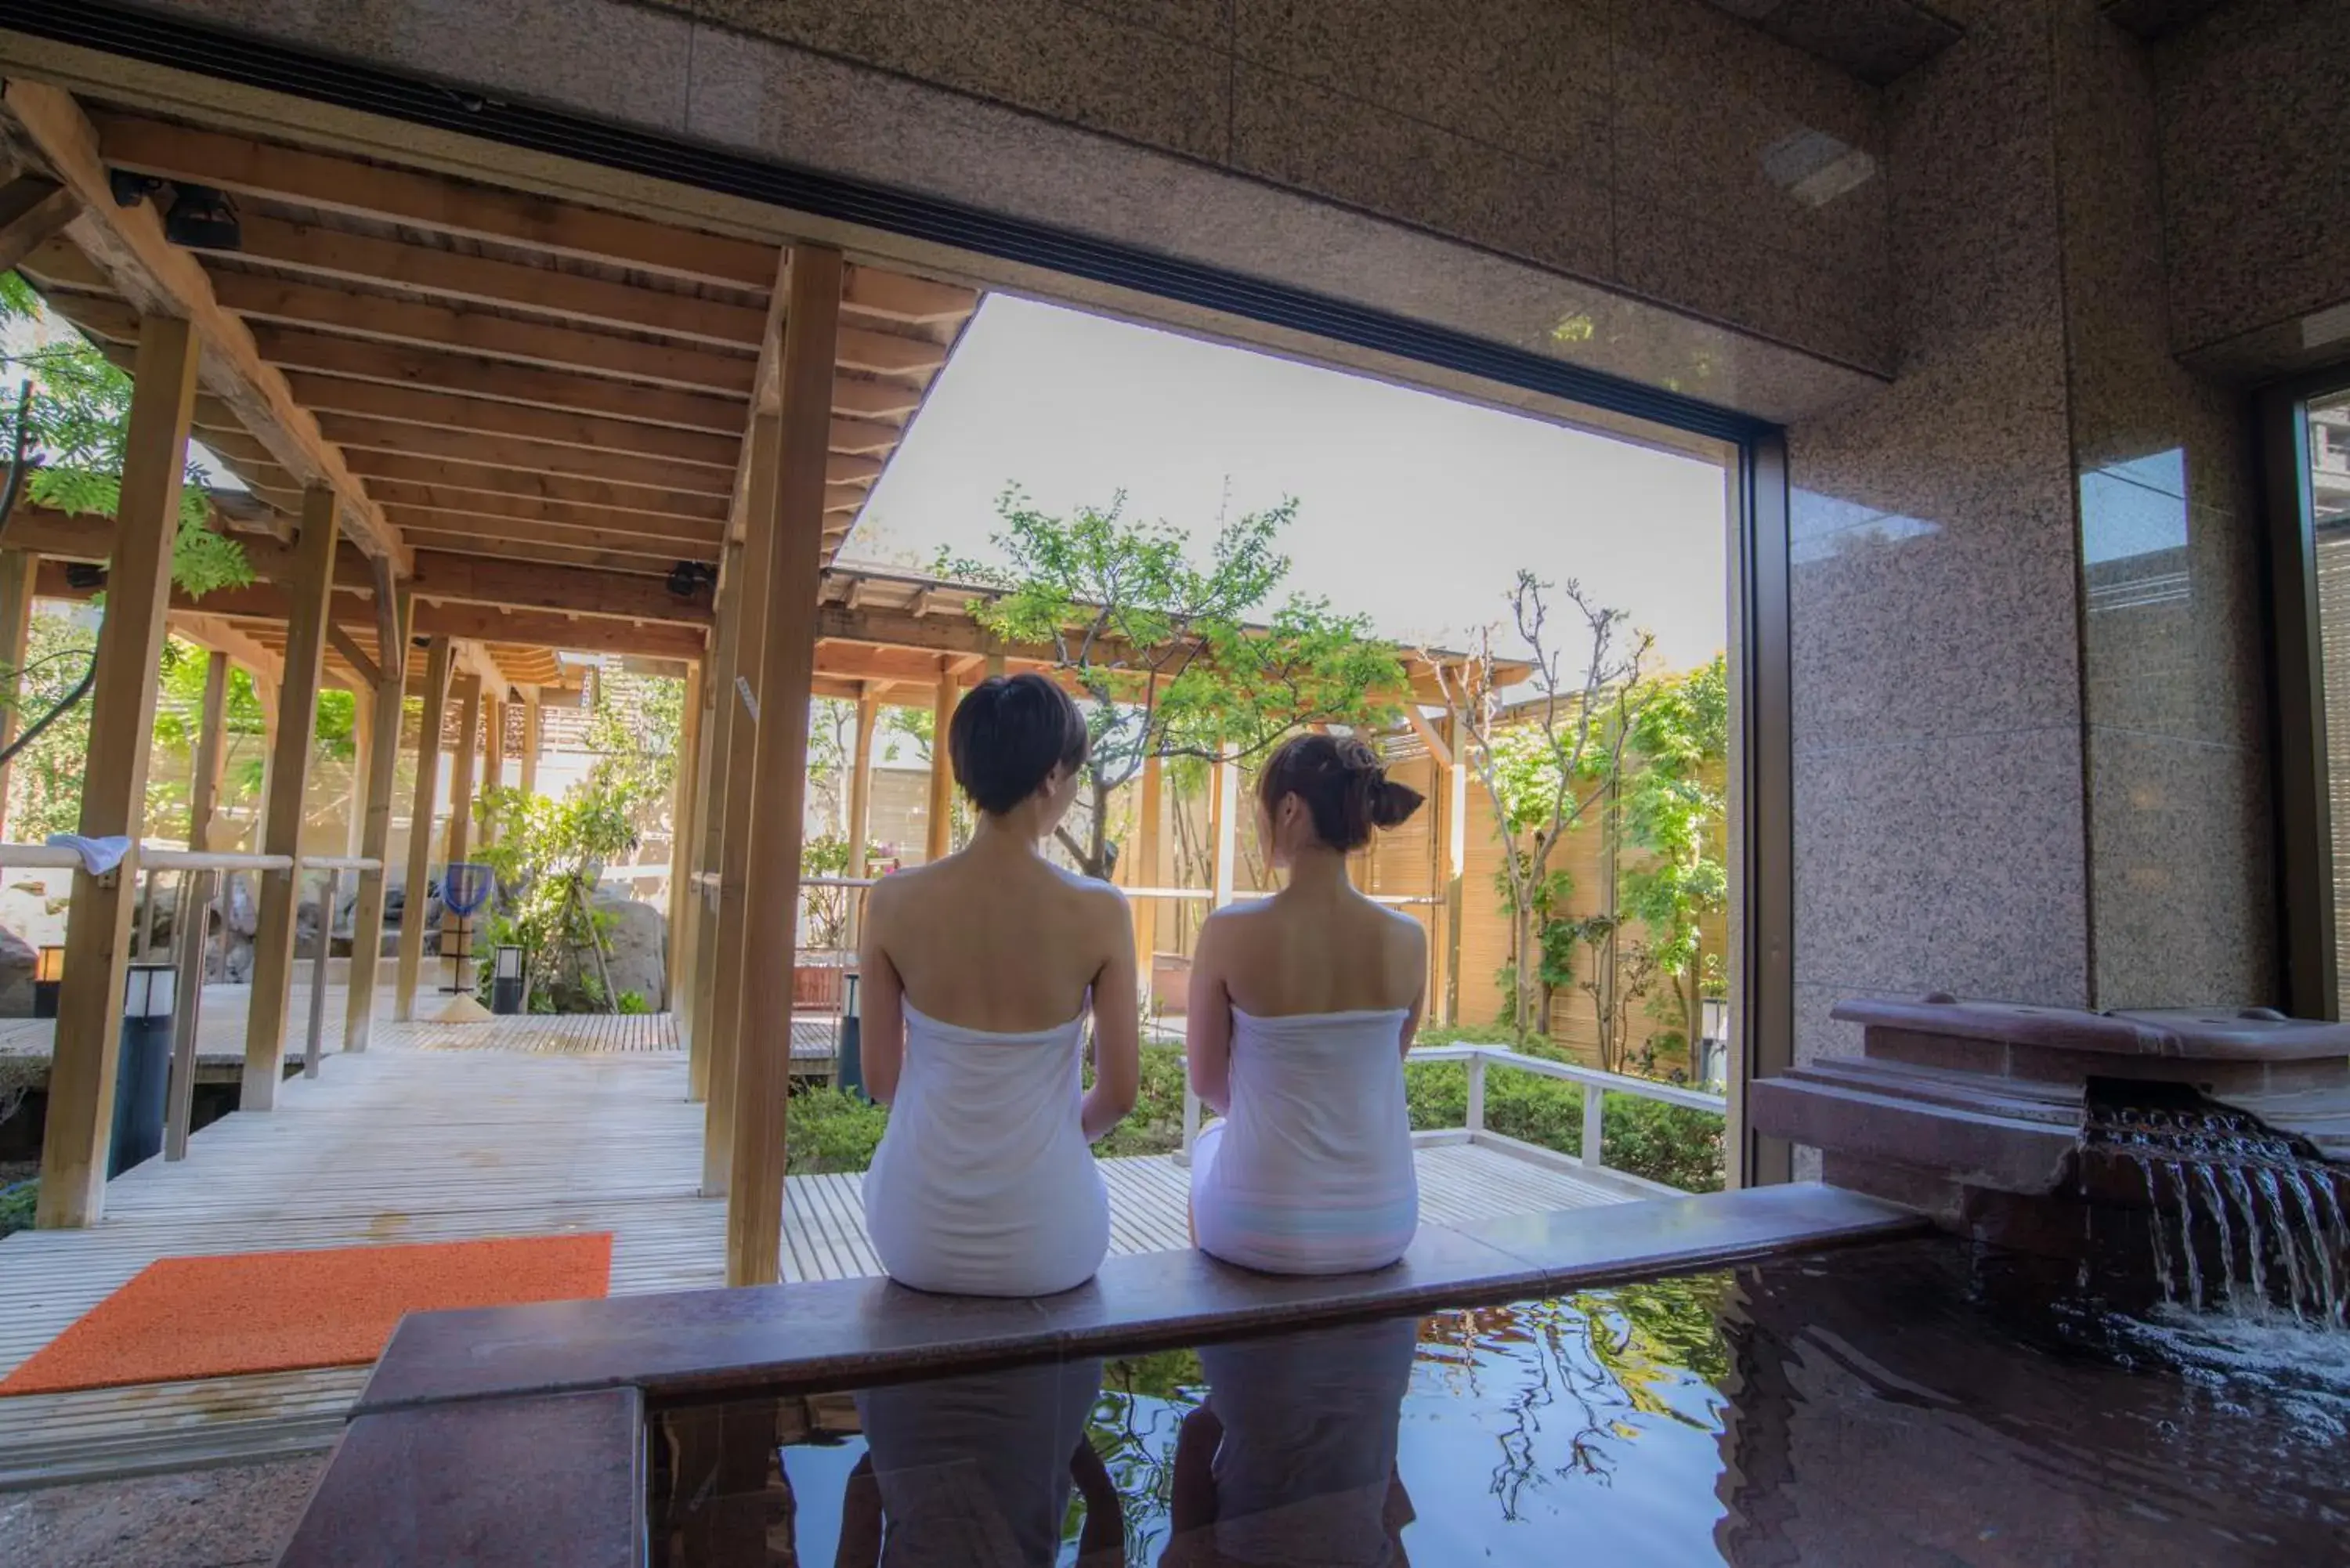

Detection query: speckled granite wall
xmin=2151 ymin=0 xmax=2350 ymax=378
xmin=1784 ymin=0 xmax=2280 ymax=1068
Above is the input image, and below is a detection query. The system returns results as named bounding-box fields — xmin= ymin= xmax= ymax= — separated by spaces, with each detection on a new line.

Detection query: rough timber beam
xmin=0 ymin=82 xmax=408 ymax=572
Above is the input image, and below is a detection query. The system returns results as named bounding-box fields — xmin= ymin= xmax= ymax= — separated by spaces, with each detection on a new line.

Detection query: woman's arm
xmin=1397 ymin=920 xmax=1429 ymax=1058
xmin=1081 ymin=890 xmax=1141 ymax=1143
xmin=856 ymin=885 xmax=906 ymax=1106
xmin=1185 ymin=916 xmax=1235 ymax=1116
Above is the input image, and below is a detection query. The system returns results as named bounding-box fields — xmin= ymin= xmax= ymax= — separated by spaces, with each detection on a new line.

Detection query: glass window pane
xmin=2310 ymin=390 xmax=2350 ymax=1003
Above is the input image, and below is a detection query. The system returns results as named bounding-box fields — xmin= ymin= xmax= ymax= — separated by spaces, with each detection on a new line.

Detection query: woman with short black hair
xmin=858 ymin=672 xmax=1141 ymax=1297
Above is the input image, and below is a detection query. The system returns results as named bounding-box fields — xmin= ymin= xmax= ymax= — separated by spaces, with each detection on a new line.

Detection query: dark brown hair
xmin=947 ymin=673 xmax=1090 ymax=815
xmin=1257 ymin=732 xmax=1424 ymax=853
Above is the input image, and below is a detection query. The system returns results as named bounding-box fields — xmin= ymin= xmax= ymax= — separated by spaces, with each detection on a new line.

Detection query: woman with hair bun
xmin=1186 ymin=732 xmax=1429 ymax=1275
xmin=858 ymin=672 xmax=1140 ymax=1297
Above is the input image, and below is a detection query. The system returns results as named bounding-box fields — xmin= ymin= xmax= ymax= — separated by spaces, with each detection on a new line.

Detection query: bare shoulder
xmin=1195 ymin=897 xmax=1267 ymax=956
xmin=1047 ymin=862 xmax=1133 ymax=926
xmin=1370 ymin=898 xmax=1428 ymax=952
xmin=863 ymin=861 xmax=937 ymax=920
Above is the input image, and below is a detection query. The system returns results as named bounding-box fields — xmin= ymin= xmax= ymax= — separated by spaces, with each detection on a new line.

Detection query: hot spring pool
xmin=648 ymin=1237 xmax=2350 ymax=1565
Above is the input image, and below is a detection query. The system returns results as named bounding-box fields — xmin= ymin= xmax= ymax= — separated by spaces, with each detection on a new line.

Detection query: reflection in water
xmin=653 ymin=1241 xmax=2350 ymax=1566
xmin=1161 ymin=1318 xmax=1416 ymax=1566
xmin=851 ymin=1359 xmax=1112 ymax=1566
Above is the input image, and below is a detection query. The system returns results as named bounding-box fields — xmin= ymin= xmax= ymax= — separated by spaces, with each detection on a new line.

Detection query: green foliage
xmin=787 ymin=1086 xmax=890 ymax=1175
xmin=1091 ymin=1045 xmax=1188 ymax=1159
xmin=1617 ymin=655 xmax=1730 ymax=1048
xmin=0 ymin=278 xmax=251 ymax=597
xmin=801 ymin=833 xmax=886 ymax=949
xmin=476 ymin=781 xmax=642 ymax=1013
xmin=942 ymin=488 xmax=1402 ymax=876
xmin=5 ymin=610 xmax=96 ymax=840
xmin=579 ymin=668 xmax=682 ymax=842
xmin=616 ymin=989 xmax=651 ymax=1015
xmin=0 ymin=1177 xmax=34 ymax=1239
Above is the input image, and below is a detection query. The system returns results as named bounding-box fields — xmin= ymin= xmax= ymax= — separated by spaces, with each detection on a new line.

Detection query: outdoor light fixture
xmin=161 ymin=184 xmax=241 ymax=251
xmin=111 ymin=963 xmax=177 ymax=1177
xmin=33 ymin=945 xmax=63 ymax=1018
xmin=107 ymin=168 xmax=164 ymax=208
xmin=1702 ymin=997 xmax=1728 ymax=1044
xmin=666 ymin=561 xmax=718 ymax=600
xmin=63 ymin=562 xmax=106 ymax=591
xmin=490 ymin=944 xmax=526 ymax=1015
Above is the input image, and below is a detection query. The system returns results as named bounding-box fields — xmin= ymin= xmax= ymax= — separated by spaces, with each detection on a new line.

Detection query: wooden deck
xmin=0 ymin=1010 xmax=1637 ymax=1487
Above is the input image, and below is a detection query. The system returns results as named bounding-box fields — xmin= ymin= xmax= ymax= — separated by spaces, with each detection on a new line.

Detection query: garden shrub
xmin=787 ymin=1088 xmax=890 ymax=1175
xmin=1402 ymin=1054 xmax=1724 ymax=1193
xmin=0 ymin=1180 xmax=35 ymax=1240
xmin=616 ymin=990 xmax=651 ymax=1016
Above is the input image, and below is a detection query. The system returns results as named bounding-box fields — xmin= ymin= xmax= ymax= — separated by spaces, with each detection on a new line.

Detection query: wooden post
xmin=35 ymin=316 xmax=197 ymax=1227
xmin=727 ymin=244 xmax=841 ymax=1288
xmin=394 ymin=637 xmax=453 ymax=1021
xmin=984 ymin=652 xmax=1007 ymax=681
xmin=346 ymin=588 xmax=410 ymax=1052
xmin=665 ymin=659 xmax=703 ymax=1014
xmin=186 ymin=652 xmax=230 ymax=853
xmin=441 ymin=674 xmax=482 ymax=992
xmin=844 ymin=685 xmax=877 ymax=946
xmin=0 ymin=547 xmax=35 ymax=841
xmin=242 ymin=486 xmax=341 ymax=1110
xmin=924 ymin=664 xmax=955 ymax=863
xmin=1133 ymin=749 xmax=1162 ymax=994
xmin=479 ymin=691 xmax=504 ymax=843
xmin=686 ymin=540 xmax=742 ymax=1102
xmin=519 ymin=688 xmax=540 ymax=799
xmin=1444 ymin=715 xmax=1466 ymax=1026
xmin=703 ymin=430 xmax=780 ymax=1194
xmin=1184 ymin=749 xmax=1242 ymax=1155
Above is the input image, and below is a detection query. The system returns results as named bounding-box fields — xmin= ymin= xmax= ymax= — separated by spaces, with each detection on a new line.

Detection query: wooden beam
xmin=95 ymin=113 xmax=778 ymax=289
xmin=315 ymin=413 xmax=736 ymax=497
xmin=284 ymin=373 xmax=741 ymax=471
xmin=701 ymin=417 xmax=778 ymax=1199
xmin=369 ymin=482 xmax=725 ymax=541
xmin=842 ymin=262 xmax=974 ymax=324
xmin=925 ymin=663 xmax=956 ymax=865
xmin=519 ymin=687 xmax=541 ymax=799
xmin=185 ymin=650 xmax=230 ymax=852
xmin=1135 ymin=749 xmax=1163 ymax=985
xmin=1402 ymin=704 xmax=1454 ymax=769
xmin=326 ymin=621 xmax=381 ymax=689
xmin=249 ymin=325 xmax=748 ymax=434
xmin=831 ymin=327 xmax=948 ymax=378
xmin=395 ymin=528 xmax=699 ymax=576
xmin=214 ymin=215 xmax=767 ymax=346
xmin=665 ymin=659 xmax=703 ymax=1016
xmin=440 ymin=674 xmax=483 ymax=985
xmin=0 ymin=548 xmax=33 ymax=842
xmin=1 ymin=82 xmax=407 ymax=569
xmin=394 ymin=636 xmax=454 ymax=1021
xmin=0 ymin=175 xmax=81 ymax=275
xmin=407 ymin=551 xmax=710 ymax=625
xmin=410 ymin=602 xmax=706 ymax=662
xmin=345 ymin=585 xmax=410 ymax=1053
xmin=338 ymin=451 xmax=731 ymax=523
xmin=242 ymin=487 xmax=340 ymax=1110
xmin=211 ymin=269 xmax=757 ymax=396
xmin=683 ymin=540 xmax=736 ymax=1098
xmin=727 ymin=245 xmax=842 ymax=1288
xmin=36 ymin=314 xmax=198 ymax=1228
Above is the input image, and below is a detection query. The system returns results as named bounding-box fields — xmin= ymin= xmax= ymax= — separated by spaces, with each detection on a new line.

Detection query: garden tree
xmin=1618 ymin=655 xmax=1729 ymax=1058
xmin=577 ymin=667 xmax=683 ymax=847
xmin=0 ymin=276 xmax=251 ymax=594
xmin=944 ymin=487 xmax=1404 ymax=880
xmin=475 ymin=781 xmax=645 ymax=1012
xmin=1427 ymin=571 xmax=1653 ymax=1049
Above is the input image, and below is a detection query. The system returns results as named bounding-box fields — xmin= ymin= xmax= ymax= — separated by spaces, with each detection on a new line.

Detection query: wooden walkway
xmin=0 ymin=1014 xmax=1636 ymax=1487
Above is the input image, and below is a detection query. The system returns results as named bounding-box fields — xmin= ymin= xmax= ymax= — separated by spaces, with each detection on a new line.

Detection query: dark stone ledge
xmin=357 ymin=1184 xmax=1922 ymax=1415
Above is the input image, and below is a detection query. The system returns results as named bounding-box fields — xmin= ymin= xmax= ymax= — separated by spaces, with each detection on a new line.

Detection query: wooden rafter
xmin=0 ymin=174 xmax=81 ymax=275
xmin=0 ymin=82 xmax=407 ymax=569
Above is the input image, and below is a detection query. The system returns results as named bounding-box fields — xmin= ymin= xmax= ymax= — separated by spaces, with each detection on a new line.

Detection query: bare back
xmin=866 ymin=847 xmax=1126 ymax=1032
xmin=1206 ymin=887 xmax=1426 ymax=1020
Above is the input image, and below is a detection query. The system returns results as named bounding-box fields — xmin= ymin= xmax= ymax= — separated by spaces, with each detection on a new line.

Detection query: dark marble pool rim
xmin=281 ymin=1186 xmax=1925 ymax=1567
xmin=356 ymin=1183 xmax=1923 ymax=1415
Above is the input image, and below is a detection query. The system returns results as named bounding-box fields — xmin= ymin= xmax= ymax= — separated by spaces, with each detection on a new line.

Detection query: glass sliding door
xmin=2312 ymin=391 xmax=2350 ymax=1012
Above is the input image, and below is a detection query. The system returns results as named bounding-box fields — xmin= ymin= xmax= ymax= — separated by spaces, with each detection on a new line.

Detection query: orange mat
xmin=0 ymin=1232 xmax=613 ymax=1396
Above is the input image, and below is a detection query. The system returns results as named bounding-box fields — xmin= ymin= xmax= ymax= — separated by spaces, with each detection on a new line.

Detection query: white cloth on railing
xmin=45 ymin=833 xmax=131 ymax=874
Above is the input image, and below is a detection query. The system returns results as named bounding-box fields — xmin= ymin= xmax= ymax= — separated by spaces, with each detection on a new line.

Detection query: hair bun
xmin=1370 ymin=777 xmax=1426 ymax=829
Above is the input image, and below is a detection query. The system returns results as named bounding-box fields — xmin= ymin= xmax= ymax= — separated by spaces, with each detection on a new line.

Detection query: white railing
xmin=1178 ymin=1041 xmax=1726 ymax=1198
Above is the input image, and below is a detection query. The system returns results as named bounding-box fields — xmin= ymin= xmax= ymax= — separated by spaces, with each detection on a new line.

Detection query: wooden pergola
xmin=0 ymin=76 xmax=979 ymax=1285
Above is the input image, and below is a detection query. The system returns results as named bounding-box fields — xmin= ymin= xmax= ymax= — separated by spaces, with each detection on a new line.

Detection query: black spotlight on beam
xmin=108 ymin=169 xmax=163 ymax=208
xmin=162 ymin=184 xmax=240 ymax=251
xmin=63 ymin=562 xmax=107 ymax=591
xmin=666 ymin=561 xmax=717 ymax=601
